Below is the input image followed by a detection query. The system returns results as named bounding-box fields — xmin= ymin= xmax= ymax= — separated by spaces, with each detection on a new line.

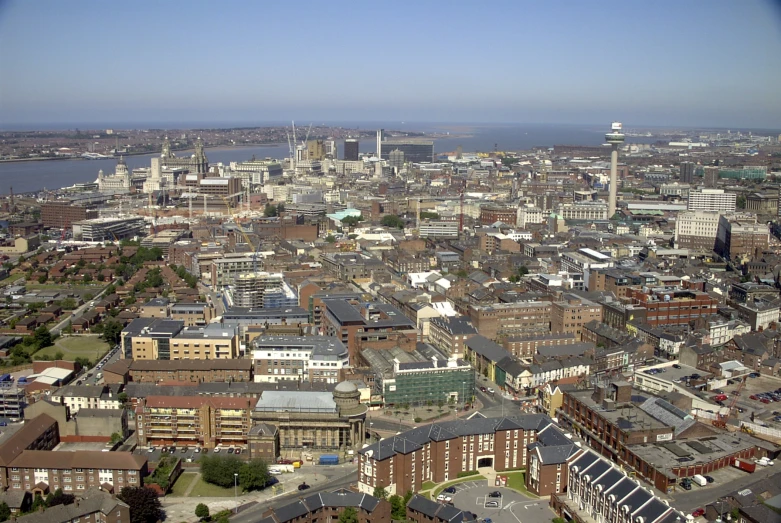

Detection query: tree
xmin=372 ymin=485 xmax=388 ymax=500
xmin=31 ymin=493 xmax=45 ymax=512
xmin=518 ymin=265 xmax=529 ymax=276
xmin=195 ymin=503 xmax=210 ymax=521
xmin=118 ymin=487 xmax=163 ymax=523
xmin=111 ymin=432 xmax=124 ymax=445
xmin=47 ymin=488 xmax=75 ymax=507
xmin=338 ymin=507 xmax=358 ymax=523
xmin=0 ymin=502 xmax=9 ymax=523
xmin=55 ymin=350 xmax=64 ymax=361
xmin=341 ymin=215 xmax=363 ymax=227
xmin=264 ymin=204 xmax=278 ymax=217
xmin=37 ymin=273 xmax=48 ymax=284
xmin=239 ymin=459 xmax=270 ymax=491
xmin=102 ymin=320 xmax=124 ymax=345
xmin=325 ymin=235 xmax=336 ymax=243
xmin=403 ymin=490 xmax=414 ymax=506
xmin=61 ymin=297 xmax=77 ymax=310
xmin=97 ymin=273 xmax=105 ymax=282
xmin=32 ymin=325 xmax=52 ymax=348
xmin=75 ymin=357 xmax=92 ymax=369
xmin=389 ymin=494 xmax=405 ymax=520
xmin=552 ymin=518 xmax=567 ymax=523
xmin=201 ymin=455 xmax=243 ymax=488
xmin=381 ymin=215 xmax=405 ymax=229
xmin=118 ymin=392 xmax=129 ymax=408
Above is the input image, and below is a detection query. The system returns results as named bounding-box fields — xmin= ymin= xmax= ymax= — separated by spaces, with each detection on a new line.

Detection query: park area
xmin=33 ymin=335 xmax=109 ymax=362
xmin=170 ymin=473 xmax=235 ymax=497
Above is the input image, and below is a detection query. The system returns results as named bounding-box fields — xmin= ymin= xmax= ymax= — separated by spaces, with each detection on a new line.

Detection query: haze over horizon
xmin=1 ymin=0 xmax=780 ymax=129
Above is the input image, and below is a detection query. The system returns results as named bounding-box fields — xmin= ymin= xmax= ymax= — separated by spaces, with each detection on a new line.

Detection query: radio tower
xmin=605 ymin=122 xmax=625 ymax=219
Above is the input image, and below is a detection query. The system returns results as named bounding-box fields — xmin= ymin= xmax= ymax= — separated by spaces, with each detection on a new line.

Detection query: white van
xmin=692 ymin=475 xmax=707 ymax=487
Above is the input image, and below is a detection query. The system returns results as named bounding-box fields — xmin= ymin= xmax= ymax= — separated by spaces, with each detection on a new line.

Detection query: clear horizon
xmin=2 ymin=0 xmax=781 ymax=128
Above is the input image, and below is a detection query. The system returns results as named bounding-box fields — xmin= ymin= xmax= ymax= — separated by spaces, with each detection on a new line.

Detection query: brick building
xmin=479 ymin=206 xmax=517 ymax=226
xmin=503 ymin=333 xmax=577 ymax=358
xmin=551 ymin=294 xmax=603 ymax=339
xmin=468 ymin=301 xmax=552 ymax=340
xmin=41 ymin=202 xmax=98 ymax=229
xmin=624 ymin=287 xmax=717 ymax=327
xmin=428 ymin=315 xmax=478 ymax=357
xmin=357 ymin=414 xmax=554 ymax=496
xmin=136 ymin=396 xmax=255 ymax=450
xmin=103 ymin=359 xmax=253 ymax=385
xmin=261 ymin=489 xmax=391 ymax=523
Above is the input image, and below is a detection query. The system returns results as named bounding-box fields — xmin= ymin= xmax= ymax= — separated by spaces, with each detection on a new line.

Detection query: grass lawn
xmin=432 ymin=476 xmax=486 ymax=497
xmin=34 ymin=335 xmax=109 ymax=361
xmin=188 ymin=477 xmax=236 ymax=497
xmin=170 ymin=472 xmax=197 ymax=496
xmin=505 ymin=471 xmax=537 ymax=498
xmin=421 ymin=481 xmax=436 ymax=491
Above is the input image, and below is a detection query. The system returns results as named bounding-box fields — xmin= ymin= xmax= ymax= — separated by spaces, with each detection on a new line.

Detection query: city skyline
xmin=1 ymin=0 xmax=781 ymax=127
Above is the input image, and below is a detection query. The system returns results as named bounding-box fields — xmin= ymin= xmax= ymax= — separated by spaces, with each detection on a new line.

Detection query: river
xmin=0 ymin=124 xmax=657 ymax=194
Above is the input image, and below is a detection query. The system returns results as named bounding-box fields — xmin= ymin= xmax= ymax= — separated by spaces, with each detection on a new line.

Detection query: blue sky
xmin=1 ymin=0 xmax=780 ymax=128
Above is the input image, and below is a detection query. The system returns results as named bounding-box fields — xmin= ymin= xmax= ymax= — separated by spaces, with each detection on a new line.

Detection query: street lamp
xmin=234 ymin=473 xmax=238 ymax=514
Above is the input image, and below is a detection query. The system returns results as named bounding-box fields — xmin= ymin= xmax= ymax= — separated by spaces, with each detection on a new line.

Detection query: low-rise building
xmin=107 ymin=359 xmax=253 ymax=384
xmin=428 ymin=315 xmax=478 ymax=358
xmin=261 ymin=489 xmax=391 ymax=523
xmin=252 ymin=382 xmax=367 ymax=452
xmin=13 ymin=489 xmax=130 ymax=523
xmin=407 ymin=495 xmax=476 ymax=523
xmin=468 ymin=301 xmax=552 ymax=340
xmin=49 ymin=385 xmax=122 ymax=414
xmin=252 ymin=336 xmax=349 ymax=384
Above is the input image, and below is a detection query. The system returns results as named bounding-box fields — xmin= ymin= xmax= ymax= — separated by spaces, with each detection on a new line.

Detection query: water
xmin=0 ymin=123 xmax=656 ymax=194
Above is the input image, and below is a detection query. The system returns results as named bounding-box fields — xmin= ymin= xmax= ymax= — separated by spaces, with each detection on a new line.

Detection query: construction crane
xmin=712 ymin=378 xmax=746 ymax=429
xmin=220 ymin=195 xmax=261 ymax=272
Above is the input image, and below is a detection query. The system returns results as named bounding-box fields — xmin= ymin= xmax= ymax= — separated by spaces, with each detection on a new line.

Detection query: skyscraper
xmin=703 ymin=166 xmax=719 ymax=188
xmin=344 ymin=139 xmax=359 ymax=161
xmin=389 ymin=149 xmax=404 ymax=171
xmin=376 ymin=129 xmax=384 ymax=159
xmin=680 ymin=162 xmax=695 ymax=183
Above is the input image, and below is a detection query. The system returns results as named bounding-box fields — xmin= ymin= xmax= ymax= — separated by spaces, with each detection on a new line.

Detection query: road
xmin=199 ymin=282 xmax=224 ymax=316
xmin=50 ymin=286 xmax=109 ymax=335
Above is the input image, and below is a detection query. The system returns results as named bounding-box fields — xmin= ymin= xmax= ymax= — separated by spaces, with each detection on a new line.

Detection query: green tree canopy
xmin=338 ymin=507 xmax=358 ymax=523
xmin=0 ymin=502 xmax=10 ymax=522
xmin=102 ymin=320 xmax=124 ymax=345
xmin=32 ymin=325 xmax=52 ymax=349
xmin=239 ymin=459 xmax=270 ymax=491
xmin=195 ymin=503 xmax=210 ymax=520
xmin=381 ymin=215 xmax=405 ymax=229
xmin=372 ymin=485 xmax=388 ymax=500
xmin=118 ymin=487 xmax=163 ymax=523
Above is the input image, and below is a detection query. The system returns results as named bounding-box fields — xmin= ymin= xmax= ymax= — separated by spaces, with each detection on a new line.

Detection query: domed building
xmin=249 ymin=380 xmax=367 ymax=459
xmin=97 ymin=156 xmax=131 ymax=194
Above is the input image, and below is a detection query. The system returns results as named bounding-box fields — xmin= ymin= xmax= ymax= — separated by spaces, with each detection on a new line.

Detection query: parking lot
xmin=717 ymin=374 xmax=781 ymax=426
xmin=135 ymin=446 xmax=248 ymax=463
xmin=446 ymin=483 xmax=554 ymax=523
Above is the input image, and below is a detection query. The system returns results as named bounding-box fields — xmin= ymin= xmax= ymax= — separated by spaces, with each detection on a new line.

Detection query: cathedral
xmin=160 ymin=136 xmax=209 ymax=174
xmin=97 ymin=156 xmax=131 ymax=194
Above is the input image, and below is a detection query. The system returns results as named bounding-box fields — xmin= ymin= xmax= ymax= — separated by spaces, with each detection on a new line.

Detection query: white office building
xmin=688 ymin=188 xmax=736 ymax=212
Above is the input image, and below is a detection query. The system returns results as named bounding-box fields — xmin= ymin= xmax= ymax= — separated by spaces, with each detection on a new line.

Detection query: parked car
xmin=227 ymin=448 xmax=235 ymax=454
xmin=485 ymin=501 xmax=499 ymax=508
xmin=479 ymin=386 xmax=487 ymax=393
xmin=213 ymin=448 xmax=221 ymax=453
xmin=298 ymin=483 xmax=310 ymax=491
xmin=692 ymin=508 xmax=705 ymax=517
xmin=443 ymin=487 xmax=457 ymax=494
xmin=672 ymin=364 xmax=682 ymax=369
xmin=488 ymin=491 xmax=502 ymax=498
xmin=704 ymin=475 xmax=714 ymax=483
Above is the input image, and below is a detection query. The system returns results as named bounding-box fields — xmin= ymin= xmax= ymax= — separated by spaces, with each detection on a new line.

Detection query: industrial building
xmin=72 ymin=217 xmax=145 ymax=242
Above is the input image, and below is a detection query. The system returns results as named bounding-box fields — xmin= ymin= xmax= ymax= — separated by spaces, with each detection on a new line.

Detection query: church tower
xmin=193 ymin=136 xmax=208 ymax=174
xmin=161 ymin=136 xmax=173 ymax=159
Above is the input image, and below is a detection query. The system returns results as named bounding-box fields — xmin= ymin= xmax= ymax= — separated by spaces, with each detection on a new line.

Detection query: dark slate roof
xmin=360 ymin=415 xmax=551 ymax=461
xmin=605 ymin=477 xmax=639 ymax=502
xmin=431 ymin=315 xmax=478 ymax=335
xmin=465 ymin=335 xmax=510 ymax=363
xmin=272 ymin=500 xmax=310 ymax=522
xmin=536 ymin=445 xmax=576 ymax=464
xmin=407 ymin=495 xmax=476 ymax=523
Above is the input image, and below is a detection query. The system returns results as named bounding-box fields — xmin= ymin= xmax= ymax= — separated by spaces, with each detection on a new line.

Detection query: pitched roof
xmin=14 ymin=490 xmax=129 ymax=523
xmin=10 ymin=450 xmax=147 ymax=471
xmin=465 ymin=335 xmax=510 ymax=363
xmin=0 ymin=414 xmax=57 ymax=466
xmin=408 ymin=494 xmax=476 ymax=523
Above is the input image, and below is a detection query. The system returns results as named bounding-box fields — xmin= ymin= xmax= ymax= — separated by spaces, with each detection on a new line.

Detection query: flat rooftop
xmin=629 ymin=433 xmax=761 ymax=479
xmin=567 ymin=388 xmax=671 ymax=432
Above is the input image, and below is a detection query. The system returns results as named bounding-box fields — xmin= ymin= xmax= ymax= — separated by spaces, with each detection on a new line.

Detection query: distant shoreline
xmin=0 ymin=142 xmax=287 ymax=164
